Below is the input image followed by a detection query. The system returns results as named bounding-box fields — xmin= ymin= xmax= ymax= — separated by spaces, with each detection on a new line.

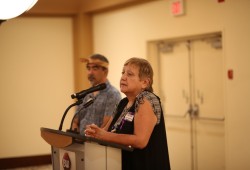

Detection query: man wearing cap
xmin=72 ymin=54 xmax=121 ymax=135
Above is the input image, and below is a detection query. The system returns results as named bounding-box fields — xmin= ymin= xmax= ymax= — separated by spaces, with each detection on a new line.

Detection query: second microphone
xmin=71 ymin=83 xmax=107 ymax=100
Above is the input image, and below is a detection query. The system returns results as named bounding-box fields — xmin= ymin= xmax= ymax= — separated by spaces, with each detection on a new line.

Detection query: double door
xmin=150 ymin=33 xmax=225 ymax=170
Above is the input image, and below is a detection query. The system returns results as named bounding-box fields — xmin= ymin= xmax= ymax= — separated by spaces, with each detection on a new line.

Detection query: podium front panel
xmin=84 ymin=142 xmax=106 ymax=170
xmin=107 ymin=146 xmax=122 ymax=170
xmin=51 ymin=142 xmax=121 ymax=170
xmin=52 ymin=144 xmax=85 ymax=170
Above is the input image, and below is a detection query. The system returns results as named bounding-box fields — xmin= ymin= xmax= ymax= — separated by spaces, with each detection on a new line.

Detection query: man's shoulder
xmin=109 ymin=85 xmax=120 ymax=93
xmin=105 ymin=84 xmax=121 ymax=100
xmin=105 ymin=82 xmax=119 ymax=92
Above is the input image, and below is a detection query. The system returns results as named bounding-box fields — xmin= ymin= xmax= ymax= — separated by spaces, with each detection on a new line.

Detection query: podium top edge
xmin=40 ymin=127 xmax=133 ymax=152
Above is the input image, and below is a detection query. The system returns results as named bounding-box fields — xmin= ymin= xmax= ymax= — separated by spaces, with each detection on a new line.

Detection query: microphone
xmin=71 ymin=83 xmax=106 ymax=100
xmin=67 ymin=97 xmax=95 ymax=133
xmin=83 ymin=97 xmax=95 ymax=108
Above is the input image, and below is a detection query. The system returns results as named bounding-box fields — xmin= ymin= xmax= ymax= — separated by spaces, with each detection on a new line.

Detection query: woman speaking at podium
xmin=85 ymin=57 xmax=171 ymax=170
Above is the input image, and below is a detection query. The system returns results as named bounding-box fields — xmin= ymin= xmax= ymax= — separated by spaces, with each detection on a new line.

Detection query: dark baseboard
xmin=0 ymin=154 xmax=52 ymax=169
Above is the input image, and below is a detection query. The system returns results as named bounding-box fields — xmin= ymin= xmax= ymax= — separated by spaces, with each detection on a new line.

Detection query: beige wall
xmin=0 ymin=17 xmax=75 ymax=157
xmin=0 ymin=0 xmax=250 ymax=169
xmin=93 ymin=0 xmax=250 ymax=169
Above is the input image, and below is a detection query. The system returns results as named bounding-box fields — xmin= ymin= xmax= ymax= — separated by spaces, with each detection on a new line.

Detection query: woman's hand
xmin=84 ymin=124 xmax=106 ymax=140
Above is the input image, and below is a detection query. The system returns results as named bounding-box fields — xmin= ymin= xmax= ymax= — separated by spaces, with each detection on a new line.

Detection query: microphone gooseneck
xmin=68 ymin=97 xmax=95 ymax=133
xmin=71 ymin=83 xmax=106 ymax=100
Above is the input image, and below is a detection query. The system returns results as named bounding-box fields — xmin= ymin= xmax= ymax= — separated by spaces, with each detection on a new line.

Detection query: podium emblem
xmin=62 ymin=152 xmax=71 ymax=170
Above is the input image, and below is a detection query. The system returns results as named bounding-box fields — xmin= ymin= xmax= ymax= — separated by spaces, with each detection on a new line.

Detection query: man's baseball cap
xmin=80 ymin=54 xmax=109 ymax=69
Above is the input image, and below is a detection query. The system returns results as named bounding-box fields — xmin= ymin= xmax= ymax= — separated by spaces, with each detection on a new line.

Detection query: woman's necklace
xmin=111 ymin=103 xmax=132 ymax=132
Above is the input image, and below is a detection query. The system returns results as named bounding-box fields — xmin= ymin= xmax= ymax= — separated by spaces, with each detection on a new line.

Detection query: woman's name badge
xmin=124 ymin=112 xmax=134 ymax=122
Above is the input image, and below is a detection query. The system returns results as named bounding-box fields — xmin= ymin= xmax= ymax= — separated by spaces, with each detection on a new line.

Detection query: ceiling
xmin=25 ymin=0 xmax=154 ymax=16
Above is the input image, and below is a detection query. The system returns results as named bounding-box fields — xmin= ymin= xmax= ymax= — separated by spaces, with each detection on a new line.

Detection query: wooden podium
xmin=41 ymin=127 xmax=133 ymax=170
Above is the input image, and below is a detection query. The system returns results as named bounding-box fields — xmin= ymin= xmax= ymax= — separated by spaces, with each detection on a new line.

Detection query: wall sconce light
xmin=0 ymin=0 xmax=38 ymax=20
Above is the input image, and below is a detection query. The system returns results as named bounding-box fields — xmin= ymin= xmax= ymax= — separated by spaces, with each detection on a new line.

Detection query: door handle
xmin=182 ymin=90 xmax=189 ymax=103
xmin=197 ymin=115 xmax=225 ymax=121
xmin=197 ymin=90 xmax=204 ymax=104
